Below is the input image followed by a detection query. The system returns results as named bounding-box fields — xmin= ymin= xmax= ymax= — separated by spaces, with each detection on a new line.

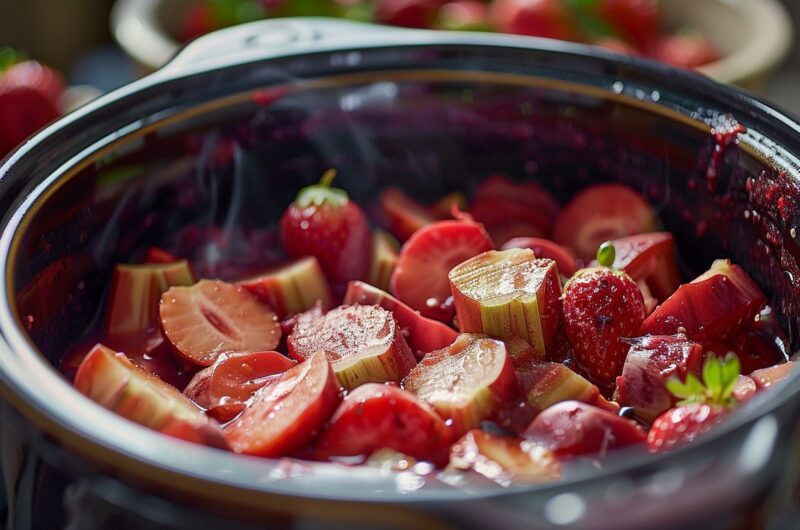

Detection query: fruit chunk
xmin=597 ymin=0 xmax=661 ymax=52
xmin=343 ymin=281 xmax=458 ymax=359
xmin=160 ymin=279 xmax=281 ymax=367
xmin=501 ymin=237 xmax=578 ymax=278
xmin=614 ymin=334 xmax=704 ymax=423
xmin=750 ymin=362 xmax=795 ymax=389
xmin=374 ymin=0 xmax=442 ymax=28
xmin=402 ymin=334 xmax=518 ymax=434
xmin=656 ymin=33 xmax=719 ymax=69
xmin=592 ymin=232 xmax=681 ymax=301
xmin=280 ymin=170 xmax=372 ymax=286
xmin=238 ymin=256 xmax=333 ymax=319
xmin=391 ymin=217 xmax=494 ymax=321
xmin=183 ymin=351 xmax=296 ymax=421
xmin=449 ymin=249 xmax=561 ymax=358
xmin=438 ymin=1 xmax=491 ymax=31
xmin=107 ymin=260 xmax=195 ymax=341
xmin=448 ymin=430 xmax=560 ymax=485
xmin=145 ymin=246 xmax=181 ymax=264
xmin=368 ymin=230 xmax=399 ymax=292
xmin=732 ymin=375 xmax=756 ymax=403
xmin=314 ymin=383 xmax=451 ymax=463
xmin=648 ymin=354 xmax=741 ymax=452
xmin=74 ymin=344 xmax=227 ymax=448
xmin=224 ymin=351 xmax=343 ymax=456
xmin=639 ymin=260 xmax=766 ymax=342
xmin=523 ymin=401 xmax=646 ymax=458
xmin=562 ymin=268 xmax=646 ymax=385
xmin=379 ymin=187 xmax=436 ymax=242
xmin=469 ymin=175 xmax=560 ymax=246
xmin=287 ymin=304 xmax=416 ymax=390
xmin=553 ymin=184 xmax=658 ymax=262
xmin=515 ymin=357 xmax=619 ymax=415
xmin=490 ymin=0 xmax=576 ymax=40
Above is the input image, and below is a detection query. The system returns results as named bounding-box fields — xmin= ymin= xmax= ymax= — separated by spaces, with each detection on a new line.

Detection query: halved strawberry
xmin=160 ymin=279 xmax=281 ymax=367
xmin=448 ymin=430 xmax=560 ymax=485
xmin=343 ymin=281 xmax=458 ymax=360
xmin=238 ymin=256 xmax=333 ymax=320
xmin=648 ymin=354 xmax=741 ymax=452
xmin=591 ymin=232 xmax=681 ymax=301
xmin=639 ymin=260 xmax=766 ymax=342
xmin=183 ymin=351 xmax=296 ymax=421
xmin=523 ymin=401 xmax=646 ymax=458
xmin=74 ymin=344 xmax=228 ymax=448
xmin=553 ymin=184 xmax=658 ymax=262
xmin=402 ymin=334 xmax=518 ymax=435
xmin=614 ymin=334 xmax=704 ymax=423
xmin=280 ymin=170 xmax=372 ymax=287
xmin=379 ymin=188 xmax=437 ymax=242
xmin=287 ymin=304 xmax=417 ymax=390
xmin=501 ymin=237 xmax=578 ymax=278
xmin=314 ymin=383 xmax=451 ymax=464
xmin=470 ymin=175 xmax=560 ymax=246
xmin=391 ymin=217 xmax=494 ymax=321
xmin=562 ymin=267 xmax=646 ymax=385
xmin=750 ymin=362 xmax=795 ymax=390
xmin=224 ymin=351 xmax=343 ymax=457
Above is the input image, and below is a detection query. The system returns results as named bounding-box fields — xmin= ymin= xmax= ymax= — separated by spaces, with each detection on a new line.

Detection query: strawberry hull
xmin=639 ymin=260 xmax=766 ymax=341
xmin=449 ymin=249 xmax=562 ymax=359
xmin=614 ymin=334 xmax=704 ymax=423
xmin=343 ymin=281 xmax=458 ymax=359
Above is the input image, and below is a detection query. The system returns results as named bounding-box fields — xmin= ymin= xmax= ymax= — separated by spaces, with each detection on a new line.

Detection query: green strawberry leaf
xmin=295 ymin=169 xmax=349 ymax=208
xmin=667 ymin=353 xmax=741 ymax=408
xmin=0 ymin=47 xmax=21 ymax=72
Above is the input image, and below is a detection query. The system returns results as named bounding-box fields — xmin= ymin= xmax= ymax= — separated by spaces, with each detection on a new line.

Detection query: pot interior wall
xmin=9 ymin=74 xmax=799 ymax=367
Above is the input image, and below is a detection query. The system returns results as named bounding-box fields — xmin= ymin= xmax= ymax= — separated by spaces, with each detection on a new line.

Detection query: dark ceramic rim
xmin=0 ymin=18 xmax=798 ymax=518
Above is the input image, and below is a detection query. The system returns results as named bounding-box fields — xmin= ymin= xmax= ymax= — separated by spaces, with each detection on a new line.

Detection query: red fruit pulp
xmin=502 ymin=237 xmax=578 ymax=278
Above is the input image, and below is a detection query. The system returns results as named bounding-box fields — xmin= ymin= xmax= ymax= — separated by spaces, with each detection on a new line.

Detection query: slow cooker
xmin=1 ymin=18 xmax=800 ymax=530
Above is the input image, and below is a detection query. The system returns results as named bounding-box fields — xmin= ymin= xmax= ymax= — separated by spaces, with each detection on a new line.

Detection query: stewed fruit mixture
xmin=64 ymin=172 xmax=793 ymax=485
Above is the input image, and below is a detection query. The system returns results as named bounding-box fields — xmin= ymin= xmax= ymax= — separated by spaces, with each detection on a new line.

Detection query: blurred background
xmin=0 ymin=0 xmax=798 ymax=157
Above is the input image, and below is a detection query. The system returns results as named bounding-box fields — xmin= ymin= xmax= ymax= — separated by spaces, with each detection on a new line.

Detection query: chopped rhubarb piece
xmin=184 ymin=351 xmax=295 ymax=421
xmin=449 ymin=249 xmax=561 ymax=359
xmin=614 ymin=334 xmax=704 ymax=423
xmin=732 ymin=375 xmax=756 ymax=403
xmin=379 ymin=187 xmax=436 ymax=242
xmin=391 ymin=217 xmax=494 ymax=321
xmin=367 ymin=230 xmax=399 ymax=292
xmin=107 ymin=260 xmax=194 ymax=341
xmin=592 ymin=232 xmax=681 ymax=301
xmin=160 ymin=279 xmax=281 ymax=367
xmin=402 ymin=334 xmax=518 ymax=434
xmin=750 ymin=362 xmax=795 ymax=389
xmin=523 ymin=401 xmax=646 ymax=458
xmin=501 ymin=237 xmax=578 ymax=278
xmin=431 ymin=192 xmax=468 ymax=218
xmin=238 ymin=256 xmax=333 ymax=319
xmin=343 ymin=281 xmax=458 ymax=359
xmin=74 ymin=344 xmax=227 ymax=448
xmin=516 ymin=357 xmax=619 ymax=415
xmin=287 ymin=304 xmax=416 ymax=390
xmin=553 ymin=184 xmax=658 ymax=261
xmin=314 ymin=383 xmax=451 ymax=463
xmin=639 ymin=260 xmax=766 ymax=342
xmin=224 ymin=351 xmax=343 ymax=457
xmin=448 ymin=430 xmax=560 ymax=485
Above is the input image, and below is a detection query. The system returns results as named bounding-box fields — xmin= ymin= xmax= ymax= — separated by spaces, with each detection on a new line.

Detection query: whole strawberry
xmin=648 ymin=354 xmax=740 ymax=452
xmin=280 ymin=170 xmax=372 ymax=288
xmin=562 ymin=245 xmax=646 ymax=384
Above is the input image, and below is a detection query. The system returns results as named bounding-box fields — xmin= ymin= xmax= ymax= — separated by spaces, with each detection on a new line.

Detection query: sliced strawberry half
xmin=343 ymin=281 xmax=458 ymax=359
xmin=287 ymin=304 xmax=417 ymax=390
xmin=74 ymin=344 xmax=228 ymax=448
xmin=402 ymin=334 xmax=518 ymax=435
xmin=390 ymin=218 xmax=494 ymax=321
xmin=224 ymin=351 xmax=343 ymax=457
xmin=160 ymin=279 xmax=281 ymax=367
xmin=523 ymin=401 xmax=646 ymax=459
xmin=501 ymin=237 xmax=578 ymax=278
xmin=183 ymin=351 xmax=296 ymax=421
xmin=448 ymin=430 xmax=560 ymax=485
xmin=379 ymin=187 xmax=437 ymax=242
xmin=553 ymin=184 xmax=658 ymax=262
xmin=314 ymin=383 xmax=451 ymax=464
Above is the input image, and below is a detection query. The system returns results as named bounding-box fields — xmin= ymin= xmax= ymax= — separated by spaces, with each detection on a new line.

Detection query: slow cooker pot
xmin=1 ymin=18 xmax=800 ymax=530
